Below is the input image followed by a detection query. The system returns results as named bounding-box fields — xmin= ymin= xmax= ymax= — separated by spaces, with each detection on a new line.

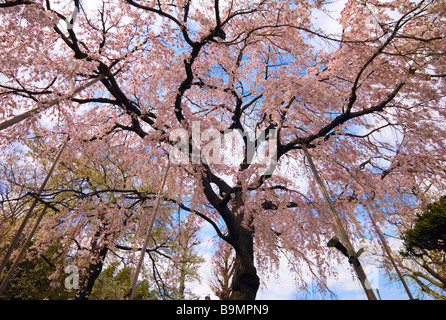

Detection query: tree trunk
xmin=74 ymin=245 xmax=108 ymax=300
xmin=200 ymin=169 xmax=260 ymax=299
xmin=229 ymin=227 xmax=260 ymax=300
xmin=228 ymin=190 xmax=260 ymax=300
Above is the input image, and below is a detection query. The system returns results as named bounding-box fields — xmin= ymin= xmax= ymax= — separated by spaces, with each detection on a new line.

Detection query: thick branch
xmin=280 ymin=82 xmax=405 ymax=156
xmin=0 ymin=0 xmax=33 ymax=7
xmin=0 ymin=75 xmax=105 ymax=131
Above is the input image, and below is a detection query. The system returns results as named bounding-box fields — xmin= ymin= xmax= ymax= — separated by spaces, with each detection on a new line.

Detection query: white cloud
xmin=309 ymin=0 xmax=348 ymax=52
xmin=312 ymin=0 xmax=347 ymax=34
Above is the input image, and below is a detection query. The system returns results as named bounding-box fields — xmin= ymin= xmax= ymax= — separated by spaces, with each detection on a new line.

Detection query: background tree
xmin=170 ymin=212 xmax=204 ymax=300
xmin=397 ymin=196 xmax=446 ymax=300
xmin=209 ymin=239 xmax=234 ymax=300
xmin=402 ymin=196 xmax=446 ymax=255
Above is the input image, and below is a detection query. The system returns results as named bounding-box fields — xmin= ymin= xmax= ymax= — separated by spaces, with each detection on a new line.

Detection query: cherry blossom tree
xmin=1 ymin=0 xmax=445 ymax=299
xmin=0 ymin=130 xmax=202 ymax=299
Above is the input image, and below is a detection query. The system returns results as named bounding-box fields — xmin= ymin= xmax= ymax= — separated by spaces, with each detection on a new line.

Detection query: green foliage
xmin=89 ymin=262 xmax=158 ymax=300
xmin=402 ymin=196 xmax=446 ymax=256
xmin=0 ymin=244 xmax=74 ymax=300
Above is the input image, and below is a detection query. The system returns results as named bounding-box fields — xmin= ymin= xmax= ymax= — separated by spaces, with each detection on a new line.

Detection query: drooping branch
xmin=0 ymin=75 xmax=105 ymax=131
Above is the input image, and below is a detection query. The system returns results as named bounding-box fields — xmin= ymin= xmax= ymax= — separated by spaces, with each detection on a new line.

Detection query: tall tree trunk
xmin=74 ymin=245 xmax=108 ymax=300
xmin=200 ymin=168 xmax=260 ymax=299
xmin=229 ymin=227 xmax=260 ymax=300
xmin=74 ymin=213 xmax=110 ymax=300
xmin=228 ymin=189 xmax=259 ymax=300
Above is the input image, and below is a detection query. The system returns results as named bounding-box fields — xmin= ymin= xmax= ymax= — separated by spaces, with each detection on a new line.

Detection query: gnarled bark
xmin=229 ymin=227 xmax=260 ymax=300
xmin=227 ymin=189 xmax=260 ymax=300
